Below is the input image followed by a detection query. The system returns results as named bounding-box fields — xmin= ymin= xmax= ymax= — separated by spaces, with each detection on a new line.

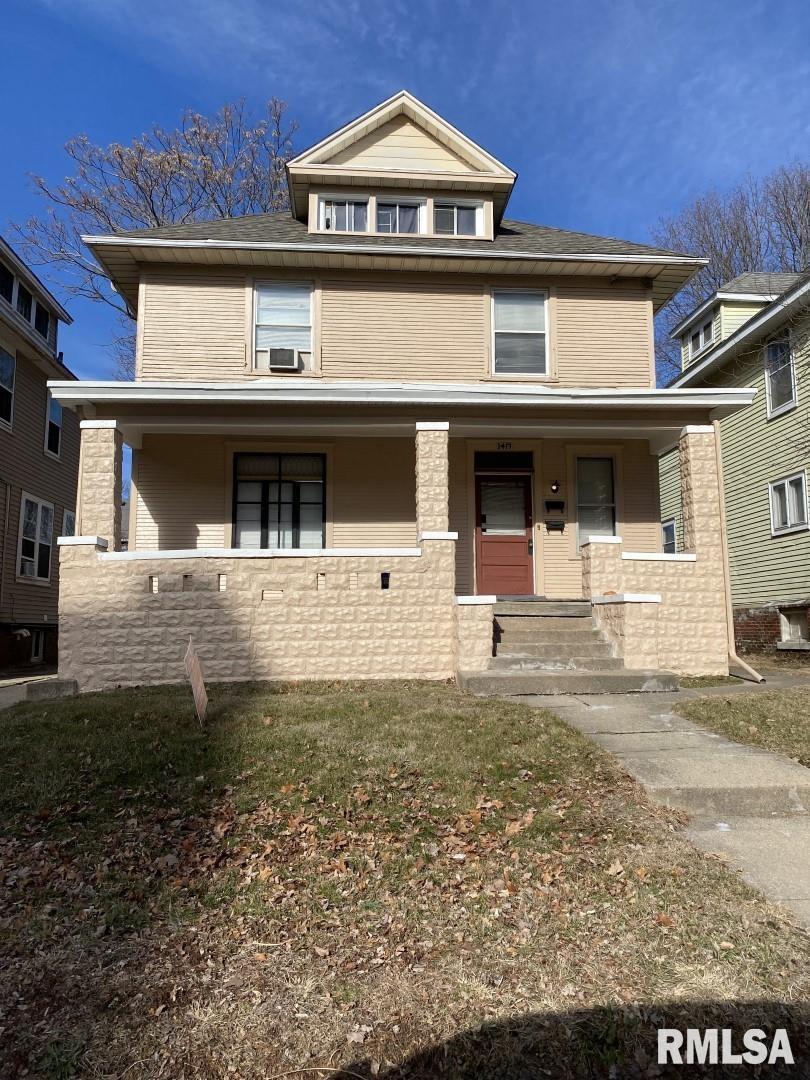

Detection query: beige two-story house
xmin=49 ymin=92 xmax=755 ymax=692
xmin=0 ymin=237 xmax=78 ymax=670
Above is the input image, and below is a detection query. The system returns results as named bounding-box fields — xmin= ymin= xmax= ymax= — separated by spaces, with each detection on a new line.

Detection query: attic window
xmin=320 ymin=197 xmax=368 ymax=233
xmin=689 ymin=319 xmax=713 ymax=358
xmin=376 ymin=200 xmax=424 ymax=235
xmin=434 ymin=202 xmax=481 ymax=237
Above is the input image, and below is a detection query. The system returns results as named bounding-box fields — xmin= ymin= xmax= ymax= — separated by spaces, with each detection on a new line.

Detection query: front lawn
xmin=1 ymin=682 xmax=809 ymax=1078
xmin=677 ymin=686 xmax=810 ymax=768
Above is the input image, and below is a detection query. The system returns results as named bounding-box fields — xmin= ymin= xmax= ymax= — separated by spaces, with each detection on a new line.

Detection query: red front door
xmin=475 ymin=475 xmax=534 ymax=596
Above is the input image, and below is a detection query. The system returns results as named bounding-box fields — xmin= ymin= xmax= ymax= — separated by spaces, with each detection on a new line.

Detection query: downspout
xmin=713 ymin=419 xmax=764 ymax=682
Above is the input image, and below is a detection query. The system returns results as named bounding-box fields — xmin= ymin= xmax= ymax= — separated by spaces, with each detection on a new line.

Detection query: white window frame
xmin=44 ymin=389 xmax=62 ymax=459
xmin=575 ymin=455 xmax=617 ymax=551
xmin=689 ymin=318 xmax=714 ymax=359
xmin=15 ymin=280 xmax=33 ymax=323
xmin=317 ymin=195 xmax=370 ymax=234
xmin=62 ymin=508 xmax=76 ymax=537
xmin=33 ymin=300 xmax=50 ymax=341
xmin=0 ymin=345 xmax=15 ymax=432
xmin=252 ymin=281 xmax=314 ymax=371
xmin=16 ymin=492 xmax=54 ymax=583
xmin=433 ymin=199 xmax=484 ymax=237
xmin=768 ymin=470 xmax=808 ymax=537
xmin=764 ymin=336 xmax=797 ymax=420
xmin=490 ymin=288 xmax=548 ymax=378
xmin=374 ymin=198 xmax=426 ymax=236
xmin=662 ymin=518 xmax=676 ymax=554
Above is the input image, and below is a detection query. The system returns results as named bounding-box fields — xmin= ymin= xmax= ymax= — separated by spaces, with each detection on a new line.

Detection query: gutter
xmin=713 ymin=419 xmax=764 ymax=683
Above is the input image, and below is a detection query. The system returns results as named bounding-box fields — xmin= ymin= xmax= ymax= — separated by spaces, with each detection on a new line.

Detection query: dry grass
xmin=677 ymin=685 xmax=810 ymax=767
xmin=1 ymin=681 xmax=809 ymax=1078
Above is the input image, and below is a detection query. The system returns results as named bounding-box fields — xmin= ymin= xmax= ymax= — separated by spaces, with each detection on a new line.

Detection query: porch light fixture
xmin=550 ymin=480 xmax=560 ymax=493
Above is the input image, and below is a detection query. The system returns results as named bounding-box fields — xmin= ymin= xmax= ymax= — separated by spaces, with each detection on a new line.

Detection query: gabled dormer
xmin=673 ymin=271 xmax=803 ymax=370
xmin=285 ymin=90 xmax=516 ymax=241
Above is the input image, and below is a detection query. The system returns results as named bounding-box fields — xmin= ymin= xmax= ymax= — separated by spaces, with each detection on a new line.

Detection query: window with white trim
xmin=34 ymin=303 xmax=50 ymax=340
xmin=433 ymin=202 xmax=481 ymax=236
xmin=319 ymin=197 xmax=368 ymax=233
xmin=16 ymin=283 xmax=32 ymax=322
xmin=764 ymin=338 xmax=796 ymax=418
xmin=18 ymin=493 xmax=54 ymax=580
xmin=0 ymin=346 xmax=14 ymax=428
xmin=768 ymin=475 xmax=807 ymax=537
xmin=576 ymin=457 xmax=616 ymax=550
xmin=662 ymin=518 xmax=676 ymax=554
xmin=62 ymin=509 xmax=76 ymax=537
xmin=254 ymin=283 xmax=312 ymax=370
xmin=689 ymin=319 xmax=713 ymax=358
xmin=769 ymin=472 xmax=807 ymax=536
xmin=492 ymin=290 xmax=547 ymax=375
xmin=376 ymin=200 xmax=424 ymax=234
xmin=0 ymin=261 xmax=13 ymax=304
xmin=45 ymin=391 xmax=62 ymax=457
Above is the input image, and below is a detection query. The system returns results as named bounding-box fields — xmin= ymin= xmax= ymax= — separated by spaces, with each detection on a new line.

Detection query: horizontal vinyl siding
xmin=0 ymin=344 xmax=79 ymax=624
xmin=320 ymin=279 xmax=486 ymax=380
xmin=711 ymin=332 xmax=810 ymax=606
xmin=139 ymin=272 xmax=247 ymax=380
xmin=623 ymin=441 xmax=662 ymax=552
xmin=555 ymin=285 xmax=652 ymax=387
xmin=719 ymin=301 xmax=766 ymax=341
xmin=326 ymin=115 xmax=473 ymax=172
xmin=135 ymin=436 xmax=229 ymax=549
xmin=658 ymin=448 xmax=683 ymax=551
xmin=331 ymin=439 xmax=416 ymax=546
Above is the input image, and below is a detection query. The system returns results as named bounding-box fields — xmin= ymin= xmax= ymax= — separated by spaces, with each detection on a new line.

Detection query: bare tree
xmin=653 ymin=163 xmax=810 ymax=382
xmin=13 ymin=99 xmax=297 ymax=377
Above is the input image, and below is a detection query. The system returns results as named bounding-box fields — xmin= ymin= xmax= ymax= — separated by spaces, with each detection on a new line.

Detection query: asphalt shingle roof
xmin=110 ymin=211 xmax=695 ymax=261
xmin=719 ymin=271 xmax=803 ymax=295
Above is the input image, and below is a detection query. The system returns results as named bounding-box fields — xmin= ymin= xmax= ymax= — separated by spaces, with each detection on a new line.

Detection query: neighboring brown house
xmin=49 ymin=91 xmax=756 ymax=692
xmin=0 ymin=236 xmax=78 ymax=670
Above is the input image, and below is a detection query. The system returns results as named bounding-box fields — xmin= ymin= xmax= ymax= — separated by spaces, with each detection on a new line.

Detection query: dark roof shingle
xmin=109 ymin=211 xmax=696 ymax=261
xmin=720 ymin=271 xmax=803 ymax=295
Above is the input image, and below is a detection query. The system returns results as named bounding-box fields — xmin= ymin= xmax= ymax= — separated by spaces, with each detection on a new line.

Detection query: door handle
xmin=528 ymin=539 xmax=534 ymax=554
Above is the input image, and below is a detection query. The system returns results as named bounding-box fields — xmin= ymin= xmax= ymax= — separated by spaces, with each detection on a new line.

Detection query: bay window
xmin=233 ymin=453 xmax=325 ymax=549
xmin=492 ymin=290 xmax=547 ymax=375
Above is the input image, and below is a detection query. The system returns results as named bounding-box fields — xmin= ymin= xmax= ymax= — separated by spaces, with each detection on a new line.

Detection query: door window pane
xmin=480 ymin=480 xmax=526 ymax=535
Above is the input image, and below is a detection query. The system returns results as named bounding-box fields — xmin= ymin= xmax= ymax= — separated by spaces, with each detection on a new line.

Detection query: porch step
xmin=458 ymin=669 xmax=679 ymax=695
xmin=493 ymin=600 xmax=591 ymax=618
xmin=497 ymin=639 xmax=614 ymax=659
xmin=496 ymin=614 xmax=596 ymax=634
xmin=489 ymin=654 xmax=625 ymax=672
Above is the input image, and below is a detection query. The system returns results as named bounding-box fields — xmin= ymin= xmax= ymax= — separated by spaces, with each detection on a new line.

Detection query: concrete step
xmin=496 ymin=627 xmax=602 ymax=645
xmin=458 ymin=669 xmax=679 ymax=695
xmin=497 ymin=639 xmax=613 ymax=659
xmin=496 ymin=615 xmax=596 ymax=633
xmin=493 ymin=600 xmax=592 ymax=618
xmin=489 ymin=655 xmax=625 ymax=672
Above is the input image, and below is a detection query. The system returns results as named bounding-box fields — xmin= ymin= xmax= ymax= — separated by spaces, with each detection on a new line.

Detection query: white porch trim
xmin=592 ymin=593 xmax=662 ymax=604
xmin=98 ymin=546 xmax=423 ymax=562
xmin=622 ymin=552 xmax=697 ymax=562
xmin=455 ymin=595 xmax=497 ymax=605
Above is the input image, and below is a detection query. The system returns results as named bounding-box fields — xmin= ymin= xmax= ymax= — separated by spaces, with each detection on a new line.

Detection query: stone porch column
xmin=415 ymin=422 xmax=450 ymax=537
xmin=679 ymin=424 xmax=723 ymax=559
xmin=77 ymin=420 xmax=123 ymax=549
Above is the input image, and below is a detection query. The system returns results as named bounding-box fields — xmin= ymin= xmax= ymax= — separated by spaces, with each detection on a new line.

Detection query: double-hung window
xmin=576 ymin=457 xmax=616 ymax=550
xmin=764 ymin=338 xmax=796 ymax=418
xmin=45 ymin=391 xmax=62 ymax=457
xmin=434 ymin=202 xmax=479 ymax=236
xmin=769 ymin=472 xmax=807 ymax=536
xmin=492 ymin=290 xmax=547 ymax=375
xmin=376 ymin=201 xmax=422 ymax=234
xmin=689 ymin=319 xmax=713 ymax=358
xmin=320 ymin=197 xmax=368 ymax=232
xmin=0 ymin=262 xmax=13 ymax=304
xmin=0 ymin=346 xmax=14 ymax=428
xmin=62 ymin=508 xmax=76 ymax=537
xmin=18 ymin=494 xmax=54 ymax=580
xmin=16 ymin=283 xmax=32 ymax=322
xmin=662 ymin=518 xmax=676 ymax=554
xmin=233 ymin=453 xmax=325 ymax=550
xmin=34 ymin=303 xmax=50 ymax=340
xmin=254 ymin=283 xmax=312 ymax=370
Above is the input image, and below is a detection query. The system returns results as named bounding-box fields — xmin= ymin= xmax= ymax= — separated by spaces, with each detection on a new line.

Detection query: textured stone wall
xmin=583 ymin=429 xmax=729 ymax=676
xmin=59 ymin=541 xmax=459 ymax=691
xmin=78 ymin=425 xmax=123 ymax=547
xmin=455 ymin=603 xmax=494 ymax=671
xmin=415 ymin=425 xmax=449 ymax=534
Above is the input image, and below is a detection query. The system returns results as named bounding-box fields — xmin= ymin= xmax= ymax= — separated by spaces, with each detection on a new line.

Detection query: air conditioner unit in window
xmin=256 ymin=347 xmax=300 ymax=370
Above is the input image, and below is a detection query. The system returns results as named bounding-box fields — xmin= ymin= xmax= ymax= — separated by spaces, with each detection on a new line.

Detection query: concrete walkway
xmin=513 ymin=674 xmax=810 ymax=929
xmin=0 ymin=674 xmax=76 ymax=711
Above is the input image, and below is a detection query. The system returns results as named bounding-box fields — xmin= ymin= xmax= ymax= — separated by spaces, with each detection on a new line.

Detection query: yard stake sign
xmin=184 ymin=637 xmax=208 ymax=725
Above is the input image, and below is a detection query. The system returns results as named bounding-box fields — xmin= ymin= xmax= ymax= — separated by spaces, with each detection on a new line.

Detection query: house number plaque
xmin=496 ymin=441 xmax=512 ymax=450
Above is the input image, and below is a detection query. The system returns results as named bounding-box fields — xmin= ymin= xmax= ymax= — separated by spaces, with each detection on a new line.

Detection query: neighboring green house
xmin=661 ymin=271 xmax=810 ymax=652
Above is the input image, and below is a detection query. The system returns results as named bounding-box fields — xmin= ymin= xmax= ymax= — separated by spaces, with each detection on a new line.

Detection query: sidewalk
xmin=514 ymin=674 xmax=810 ymax=928
xmin=0 ymin=674 xmax=76 ymax=711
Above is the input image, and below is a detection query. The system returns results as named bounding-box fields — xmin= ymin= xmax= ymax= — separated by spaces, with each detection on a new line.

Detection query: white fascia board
xmin=99 ymin=546 xmax=422 ymax=562
xmin=669 ymin=292 xmax=776 ymax=339
xmin=673 ymin=277 xmax=810 ymax=387
xmin=46 ymin=378 xmax=756 ymax=412
xmin=80 ymin=233 xmax=707 ymax=269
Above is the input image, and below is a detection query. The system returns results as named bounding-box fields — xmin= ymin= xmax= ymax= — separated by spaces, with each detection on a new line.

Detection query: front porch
xmin=51 ymin=381 xmax=751 ymax=690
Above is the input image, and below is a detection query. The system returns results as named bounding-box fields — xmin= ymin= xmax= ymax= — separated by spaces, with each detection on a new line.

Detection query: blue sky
xmin=3 ymin=0 xmax=810 ymax=380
